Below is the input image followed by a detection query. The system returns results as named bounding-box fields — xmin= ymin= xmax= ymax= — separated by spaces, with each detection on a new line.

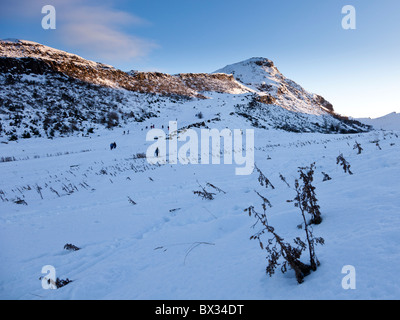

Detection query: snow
xmin=0 ymin=99 xmax=399 ymax=299
xmin=214 ymin=57 xmax=332 ymax=115
xmin=0 ymin=39 xmax=107 ymax=69
xmin=215 ymin=57 xmax=279 ymax=89
xmin=356 ymin=112 xmax=400 ymax=131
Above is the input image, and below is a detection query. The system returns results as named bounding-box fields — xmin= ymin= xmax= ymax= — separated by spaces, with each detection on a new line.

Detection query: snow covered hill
xmin=356 ymin=112 xmax=400 ymax=131
xmin=0 ymin=39 xmax=248 ymax=98
xmin=0 ymin=39 xmax=370 ymax=142
xmin=214 ymin=57 xmax=335 ymax=115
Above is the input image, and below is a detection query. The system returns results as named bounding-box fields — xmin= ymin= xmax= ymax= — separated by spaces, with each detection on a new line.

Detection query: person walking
xmin=110 ymin=142 xmax=117 ymax=150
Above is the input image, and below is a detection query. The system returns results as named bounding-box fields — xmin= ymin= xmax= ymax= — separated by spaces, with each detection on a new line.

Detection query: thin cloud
xmin=2 ymin=0 xmax=158 ymax=62
xmin=57 ymin=1 xmax=158 ymax=62
xmin=61 ymin=22 xmax=157 ymax=61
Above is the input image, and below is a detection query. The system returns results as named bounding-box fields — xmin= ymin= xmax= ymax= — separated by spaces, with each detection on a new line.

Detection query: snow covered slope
xmin=356 ymin=112 xmax=400 ymax=131
xmin=0 ymin=106 xmax=399 ymax=299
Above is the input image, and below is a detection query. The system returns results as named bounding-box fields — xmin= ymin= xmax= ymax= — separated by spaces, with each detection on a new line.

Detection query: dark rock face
xmin=0 ymin=57 xmax=55 ymax=75
xmin=257 ymin=94 xmax=276 ymax=105
xmin=314 ymin=94 xmax=334 ymax=112
xmin=254 ymin=58 xmax=274 ymax=68
xmin=175 ymin=73 xmax=249 ymax=93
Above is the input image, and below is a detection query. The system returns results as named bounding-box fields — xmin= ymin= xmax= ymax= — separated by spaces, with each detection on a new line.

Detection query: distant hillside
xmin=356 ymin=112 xmax=400 ymax=131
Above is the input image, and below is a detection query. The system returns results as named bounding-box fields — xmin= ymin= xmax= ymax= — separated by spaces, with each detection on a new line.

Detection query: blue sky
xmin=1 ymin=0 xmax=399 ymax=118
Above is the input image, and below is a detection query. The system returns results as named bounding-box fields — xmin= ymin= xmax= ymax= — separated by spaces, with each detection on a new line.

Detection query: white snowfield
xmin=356 ymin=112 xmax=400 ymax=131
xmin=0 ymin=98 xmax=399 ymax=300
